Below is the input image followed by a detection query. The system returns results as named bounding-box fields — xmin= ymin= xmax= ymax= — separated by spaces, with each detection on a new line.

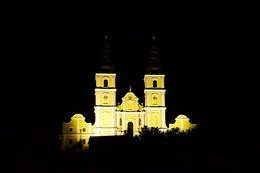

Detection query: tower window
xmin=120 ymin=118 xmax=122 ymax=126
xmin=104 ymin=79 xmax=108 ymax=87
xmin=69 ymin=128 xmax=73 ymax=132
xmin=139 ymin=118 xmax=142 ymax=126
xmin=82 ymin=128 xmax=86 ymax=132
xmin=153 ymin=80 xmax=157 ymax=88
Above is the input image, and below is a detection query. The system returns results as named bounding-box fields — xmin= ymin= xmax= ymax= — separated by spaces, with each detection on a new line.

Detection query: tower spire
xmin=145 ymin=33 xmax=163 ymax=74
xmin=97 ymin=32 xmax=114 ymax=72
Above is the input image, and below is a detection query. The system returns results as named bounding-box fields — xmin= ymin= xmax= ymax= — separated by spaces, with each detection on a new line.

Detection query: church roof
xmin=96 ymin=33 xmax=115 ymax=73
xmin=145 ymin=33 xmax=164 ymax=74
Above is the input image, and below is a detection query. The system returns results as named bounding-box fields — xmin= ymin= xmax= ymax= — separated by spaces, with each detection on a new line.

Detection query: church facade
xmin=92 ymin=72 xmax=167 ymax=137
xmin=60 ymin=35 xmax=196 ymax=150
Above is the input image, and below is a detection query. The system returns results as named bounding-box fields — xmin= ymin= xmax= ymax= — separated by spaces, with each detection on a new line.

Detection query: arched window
xmin=120 ymin=118 xmax=122 ymax=126
xmin=139 ymin=118 xmax=142 ymax=126
xmin=153 ymin=80 xmax=157 ymax=88
xmin=104 ymin=79 xmax=108 ymax=87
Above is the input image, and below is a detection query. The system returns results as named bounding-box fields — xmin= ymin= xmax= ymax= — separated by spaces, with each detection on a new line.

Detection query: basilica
xmin=60 ymin=34 xmax=197 ymax=150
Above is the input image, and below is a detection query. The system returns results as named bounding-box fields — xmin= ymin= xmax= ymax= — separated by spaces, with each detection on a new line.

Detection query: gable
xmin=118 ymin=92 xmax=143 ymax=112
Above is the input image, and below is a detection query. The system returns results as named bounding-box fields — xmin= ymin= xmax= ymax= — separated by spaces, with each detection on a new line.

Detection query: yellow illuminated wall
xmin=61 ymin=114 xmax=92 ymax=150
xmin=169 ymin=115 xmax=197 ymax=132
xmin=116 ymin=91 xmax=145 ymax=136
xmin=93 ymin=73 xmax=117 ymax=136
xmin=95 ymin=73 xmax=116 ymax=88
xmin=95 ymin=73 xmax=116 ymax=106
xmin=144 ymin=74 xmax=167 ymax=130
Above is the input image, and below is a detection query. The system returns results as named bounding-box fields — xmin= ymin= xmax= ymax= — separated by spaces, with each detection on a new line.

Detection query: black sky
xmin=7 ymin=2 xmax=259 ymax=151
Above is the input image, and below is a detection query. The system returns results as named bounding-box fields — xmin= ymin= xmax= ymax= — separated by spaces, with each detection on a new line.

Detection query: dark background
xmin=5 ymin=1 xmax=259 ymax=172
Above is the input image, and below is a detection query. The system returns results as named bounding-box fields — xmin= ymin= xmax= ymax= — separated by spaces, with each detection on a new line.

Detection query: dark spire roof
xmin=97 ymin=32 xmax=115 ymax=73
xmin=145 ymin=33 xmax=164 ymax=74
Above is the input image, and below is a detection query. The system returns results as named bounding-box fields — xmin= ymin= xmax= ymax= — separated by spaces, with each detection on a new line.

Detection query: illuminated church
xmin=60 ymin=34 xmax=196 ymax=150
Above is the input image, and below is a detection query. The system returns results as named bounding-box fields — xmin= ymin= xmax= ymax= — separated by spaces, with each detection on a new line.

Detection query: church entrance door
xmin=127 ymin=122 xmax=134 ymax=137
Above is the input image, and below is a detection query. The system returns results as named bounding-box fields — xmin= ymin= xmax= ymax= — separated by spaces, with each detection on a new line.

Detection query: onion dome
xmin=145 ymin=33 xmax=164 ymax=74
xmin=97 ymin=32 xmax=115 ymax=73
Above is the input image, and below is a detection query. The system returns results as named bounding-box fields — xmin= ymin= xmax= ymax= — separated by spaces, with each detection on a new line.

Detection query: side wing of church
xmin=60 ymin=34 xmax=196 ymax=150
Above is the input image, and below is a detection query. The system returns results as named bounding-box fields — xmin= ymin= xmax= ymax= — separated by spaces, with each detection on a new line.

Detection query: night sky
xmin=8 ymin=1 xmax=259 ymax=171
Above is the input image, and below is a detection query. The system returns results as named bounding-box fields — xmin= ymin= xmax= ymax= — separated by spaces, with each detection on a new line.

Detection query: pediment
xmin=118 ymin=91 xmax=143 ymax=112
xmin=122 ymin=92 xmax=138 ymax=101
xmin=71 ymin=113 xmax=85 ymax=119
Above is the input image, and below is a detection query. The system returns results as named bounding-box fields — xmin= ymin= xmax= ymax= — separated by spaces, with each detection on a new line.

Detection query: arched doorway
xmin=127 ymin=122 xmax=134 ymax=137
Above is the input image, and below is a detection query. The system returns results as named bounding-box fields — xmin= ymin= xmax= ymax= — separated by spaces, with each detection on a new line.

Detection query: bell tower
xmin=93 ymin=33 xmax=117 ymax=136
xmin=144 ymin=34 xmax=167 ymax=129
